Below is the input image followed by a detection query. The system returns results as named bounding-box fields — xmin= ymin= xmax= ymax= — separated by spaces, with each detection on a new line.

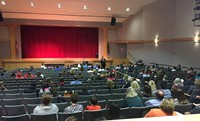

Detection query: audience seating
xmin=55 ymin=102 xmax=68 ymax=112
xmin=174 ymin=103 xmax=193 ymax=114
xmin=129 ymin=106 xmax=151 ymax=118
xmin=84 ymin=108 xmax=107 ymax=121
xmin=58 ymin=112 xmax=83 ymax=121
xmin=108 ymin=98 xmax=125 ymax=108
xmin=21 ymin=93 xmax=37 ymax=98
xmin=4 ymin=93 xmax=21 ymax=99
xmin=2 ymin=98 xmax=23 ymax=107
xmin=1 ymin=114 xmax=30 ymax=121
xmin=31 ymin=113 xmax=57 ymax=121
xmin=4 ymin=104 xmax=26 ymax=116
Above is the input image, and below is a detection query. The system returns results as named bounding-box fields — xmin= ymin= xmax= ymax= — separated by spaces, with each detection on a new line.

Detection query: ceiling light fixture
xmin=108 ymin=7 xmax=111 ymax=11
xmin=83 ymin=5 xmax=87 ymax=10
xmin=126 ymin=8 xmax=130 ymax=12
xmin=154 ymin=35 xmax=159 ymax=45
xmin=31 ymin=2 xmax=34 ymax=7
xmin=1 ymin=0 xmax=6 ymax=5
xmin=194 ymin=33 xmax=200 ymax=43
xmin=58 ymin=3 xmax=61 ymax=8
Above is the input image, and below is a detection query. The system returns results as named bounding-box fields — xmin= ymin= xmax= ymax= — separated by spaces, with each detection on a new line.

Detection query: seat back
xmin=97 ymin=100 xmax=107 ymax=109
xmin=2 ymin=98 xmax=23 ymax=107
xmin=58 ymin=112 xmax=82 ymax=121
xmin=55 ymin=102 xmax=68 ymax=112
xmin=1 ymin=114 xmax=29 ymax=121
xmin=108 ymin=98 xmax=125 ymax=108
xmin=5 ymin=105 xmax=27 ymax=116
xmin=4 ymin=93 xmax=21 ymax=99
xmin=27 ymin=104 xmax=39 ymax=114
xmin=129 ymin=106 xmax=151 ymax=118
xmin=174 ymin=103 xmax=193 ymax=114
xmin=84 ymin=108 xmax=107 ymax=121
xmin=120 ymin=107 xmax=130 ymax=118
xmin=31 ymin=113 xmax=57 ymax=121
xmin=23 ymin=97 xmax=41 ymax=106
xmin=21 ymin=93 xmax=37 ymax=98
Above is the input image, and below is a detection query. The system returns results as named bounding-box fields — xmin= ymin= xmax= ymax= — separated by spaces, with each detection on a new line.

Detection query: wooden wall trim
xmin=111 ymin=38 xmax=193 ymax=44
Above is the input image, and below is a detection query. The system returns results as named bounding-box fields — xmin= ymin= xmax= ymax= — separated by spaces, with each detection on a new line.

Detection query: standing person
xmin=100 ymin=56 xmax=106 ymax=69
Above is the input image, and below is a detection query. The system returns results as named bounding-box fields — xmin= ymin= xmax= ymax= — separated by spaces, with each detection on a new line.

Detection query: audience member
xmin=131 ymin=80 xmax=141 ymax=93
xmin=142 ymin=85 xmax=152 ymax=97
xmin=153 ymin=81 xmax=172 ymax=98
xmin=145 ymin=90 xmax=164 ymax=107
xmin=39 ymin=82 xmax=50 ymax=93
xmin=33 ymin=93 xmax=58 ymax=114
xmin=183 ymin=75 xmax=194 ymax=87
xmin=144 ymin=99 xmax=177 ymax=117
xmin=107 ymin=103 xmax=121 ymax=120
xmin=186 ymin=79 xmax=200 ymax=103
xmin=148 ymin=80 xmax=157 ymax=92
xmin=24 ymin=72 xmax=35 ymax=79
xmin=171 ymin=78 xmax=183 ymax=92
xmin=106 ymin=79 xmax=116 ymax=93
xmin=64 ymin=94 xmax=83 ymax=113
xmin=15 ymin=72 xmax=24 ymax=79
xmin=173 ymin=89 xmax=189 ymax=104
xmin=57 ymin=78 xmax=65 ymax=91
xmin=24 ymin=82 xmax=37 ymax=93
xmin=70 ymin=76 xmax=82 ymax=85
xmin=125 ymin=87 xmax=143 ymax=107
xmin=85 ymin=96 xmax=101 ymax=110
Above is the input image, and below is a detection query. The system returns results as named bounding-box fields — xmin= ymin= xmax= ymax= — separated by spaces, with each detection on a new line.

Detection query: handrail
xmin=127 ymin=52 xmax=137 ymax=63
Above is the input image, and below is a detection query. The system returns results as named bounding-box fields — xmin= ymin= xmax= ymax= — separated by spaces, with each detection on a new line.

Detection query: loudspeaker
xmin=0 ymin=12 xmax=3 ymax=22
xmin=111 ymin=17 xmax=116 ymax=26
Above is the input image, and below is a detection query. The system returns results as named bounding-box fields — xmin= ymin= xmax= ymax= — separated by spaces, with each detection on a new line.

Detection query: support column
xmin=99 ymin=27 xmax=108 ymax=59
xmin=9 ymin=25 xmax=16 ymax=59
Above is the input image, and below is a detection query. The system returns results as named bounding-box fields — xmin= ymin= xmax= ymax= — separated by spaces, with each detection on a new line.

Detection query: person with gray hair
xmin=125 ymin=87 xmax=143 ymax=107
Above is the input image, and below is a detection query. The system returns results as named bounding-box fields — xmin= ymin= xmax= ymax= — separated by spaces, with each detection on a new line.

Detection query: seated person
xmin=24 ymin=72 xmax=35 ymax=79
xmin=85 ymin=96 xmax=101 ymax=110
xmin=33 ymin=93 xmax=58 ymax=114
xmin=39 ymin=82 xmax=50 ymax=93
xmin=145 ymin=90 xmax=164 ymax=107
xmin=125 ymin=87 xmax=143 ymax=107
xmin=142 ymin=85 xmax=152 ymax=97
xmin=64 ymin=94 xmax=83 ymax=113
xmin=152 ymin=81 xmax=172 ymax=98
xmin=185 ymin=103 xmax=200 ymax=114
xmin=144 ymin=99 xmax=178 ymax=117
xmin=107 ymin=103 xmax=122 ymax=120
xmin=173 ymin=89 xmax=189 ymax=104
xmin=70 ymin=77 xmax=82 ymax=85
xmin=15 ymin=72 xmax=24 ymax=79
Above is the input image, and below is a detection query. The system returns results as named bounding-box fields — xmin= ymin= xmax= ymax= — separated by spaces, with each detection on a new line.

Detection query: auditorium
xmin=0 ymin=0 xmax=200 ymax=121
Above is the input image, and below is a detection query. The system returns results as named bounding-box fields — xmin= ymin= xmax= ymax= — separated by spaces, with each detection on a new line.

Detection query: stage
xmin=1 ymin=58 xmax=115 ymax=69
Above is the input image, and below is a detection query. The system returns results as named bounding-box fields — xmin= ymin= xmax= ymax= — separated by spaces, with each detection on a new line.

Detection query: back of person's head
xmin=71 ymin=93 xmax=79 ymax=103
xmin=90 ymin=96 xmax=98 ymax=105
xmin=148 ymin=80 xmax=156 ymax=91
xmin=126 ymin=87 xmax=138 ymax=98
xmin=41 ymin=93 xmax=51 ymax=106
xmin=143 ymin=85 xmax=152 ymax=96
xmin=173 ymin=78 xmax=182 ymax=84
xmin=106 ymin=79 xmax=114 ymax=89
xmin=155 ymin=90 xmax=164 ymax=100
xmin=174 ymin=89 xmax=187 ymax=103
xmin=131 ymin=81 xmax=140 ymax=91
xmin=160 ymin=99 xmax=175 ymax=115
xmin=107 ymin=102 xmax=120 ymax=120
xmin=195 ymin=79 xmax=200 ymax=88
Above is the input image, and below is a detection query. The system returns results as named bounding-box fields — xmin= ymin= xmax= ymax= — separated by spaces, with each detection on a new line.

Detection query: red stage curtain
xmin=21 ymin=25 xmax=98 ymax=58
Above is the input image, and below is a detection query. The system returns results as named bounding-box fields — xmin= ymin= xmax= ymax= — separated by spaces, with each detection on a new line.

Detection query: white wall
xmin=120 ymin=0 xmax=200 ymax=67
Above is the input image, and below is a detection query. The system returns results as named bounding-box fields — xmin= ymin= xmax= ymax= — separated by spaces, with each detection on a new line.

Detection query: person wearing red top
xmin=15 ymin=72 xmax=24 ymax=79
xmin=85 ymin=96 xmax=101 ymax=110
xmin=24 ymin=72 xmax=35 ymax=79
xmin=145 ymin=99 xmax=177 ymax=117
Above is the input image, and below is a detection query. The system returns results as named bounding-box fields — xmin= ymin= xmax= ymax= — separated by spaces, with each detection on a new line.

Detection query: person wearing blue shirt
xmin=145 ymin=90 xmax=164 ymax=107
xmin=70 ymin=77 xmax=82 ymax=85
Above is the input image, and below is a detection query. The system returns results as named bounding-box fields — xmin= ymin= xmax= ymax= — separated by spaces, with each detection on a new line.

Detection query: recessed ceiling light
xmin=126 ymin=8 xmax=130 ymax=12
xmin=83 ymin=5 xmax=87 ymax=10
xmin=1 ymin=1 xmax=6 ymax=5
xmin=58 ymin=3 xmax=61 ymax=8
xmin=108 ymin=7 xmax=111 ymax=11
xmin=31 ymin=2 xmax=34 ymax=7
